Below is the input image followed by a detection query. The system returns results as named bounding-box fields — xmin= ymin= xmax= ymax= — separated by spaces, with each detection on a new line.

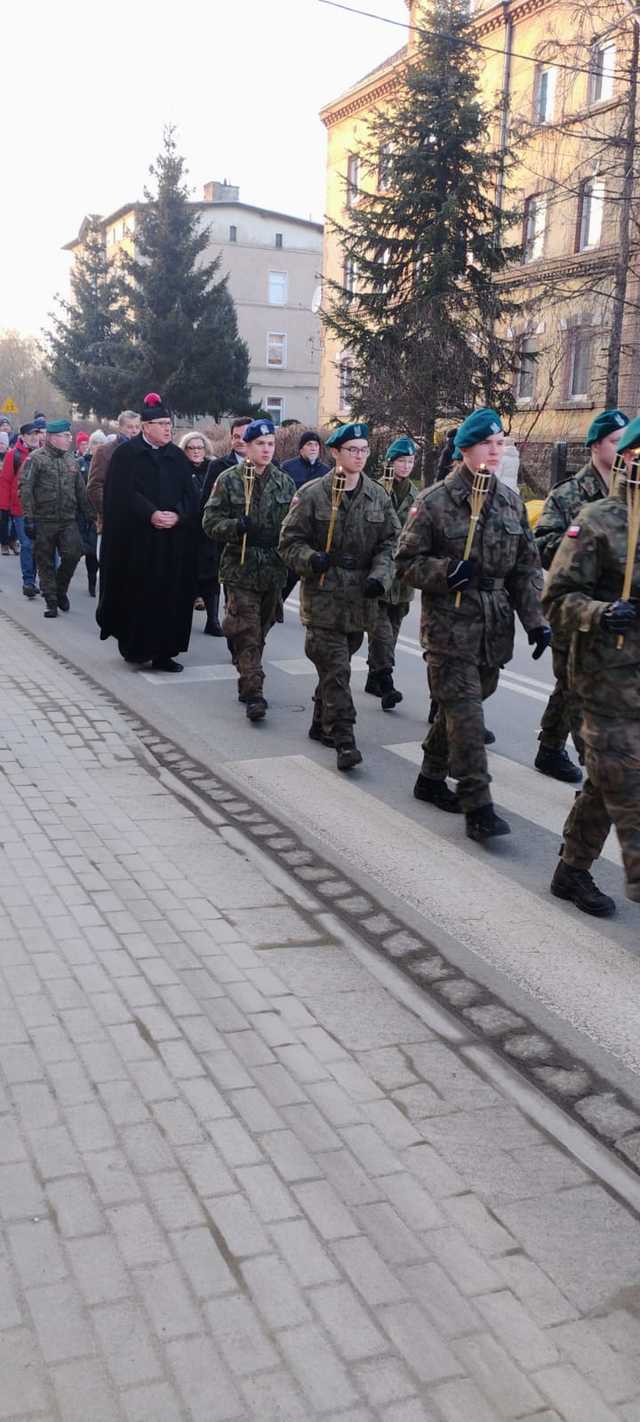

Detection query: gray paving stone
xmin=207 ymin=1194 xmax=270 ymax=1258
xmin=241 ymin=1369 xmax=308 ymax=1422
xmin=443 ymin=1192 xmax=516 ymax=1256
xmin=0 ymin=1159 xmax=46 ymax=1219
xmin=381 ymin=1172 xmax=443 ymax=1231
xmin=278 ymin=1322 xmax=358 ymax=1410
xmin=337 ymin=1234 xmax=408 ymax=1305
xmin=122 ymin=1380 xmax=186 ymax=1422
xmin=455 ymin=1331 xmax=543 ymax=1415
xmin=8 ymin=1218 xmax=68 ymax=1287
xmin=0 ymin=1327 xmax=49 ymax=1417
xmin=320 ymin=1147 xmax=383 ymax=1204
xmin=550 ymin=1317 xmax=640 ymax=1403
xmin=312 ymin=1280 xmax=387 ymax=1360
xmin=402 ymin=1262 xmax=481 ymax=1336
xmin=171 ymin=1225 xmax=236 ymax=1298
xmin=355 ymin=1356 xmax=417 ymax=1406
xmin=67 ymin=1233 xmax=130 ymax=1304
xmin=241 ymin=1253 xmax=311 ymax=1329
xmin=260 ymin=1128 xmax=320 ymax=1182
xmin=176 ymin=1142 xmax=234 ymax=1198
xmin=432 ymin=1376 xmax=505 ymax=1422
xmin=235 ymin=1162 xmax=298 ymax=1223
xmin=495 ymin=1253 xmax=577 ymax=1326
xmin=93 ymin=1299 xmax=161 ymax=1385
xmin=425 ymin=1227 xmax=502 ymax=1296
xmin=294 ymin=1178 xmax=359 ymax=1239
xmin=134 ymin=1259 xmax=201 ymax=1338
xmin=27 ymin=1277 xmax=95 ymax=1362
xmin=0 ymin=1252 xmax=22 ymax=1327
xmin=380 ymin=1300 xmax=462 ymax=1383
xmin=206 ymin=1291 xmax=279 ymax=1375
xmin=107 ymin=1201 xmax=171 ymax=1266
xmin=533 ymin=1362 xmax=620 ymax=1421
xmin=47 ymin=1175 xmax=104 ymax=1236
xmin=167 ymin=1334 xmax=243 ymax=1421
xmin=271 ymin=1216 xmax=340 ymax=1285
xmin=575 ymin=1092 xmax=640 ymax=1139
xmin=495 ymin=1184 xmax=640 ymax=1311
xmin=86 ymin=1149 xmax=142 ymax=1205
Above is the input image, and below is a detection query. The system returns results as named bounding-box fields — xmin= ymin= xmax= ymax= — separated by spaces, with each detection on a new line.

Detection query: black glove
xmin=364 ymin=577 xmax=385 ymax=600
xmin=528 ymin=626 xmax=552 ymax=660
xmin=23 ymin=519 xmax=36 ymax=541
xmin=309 ymin=551 xmax=331 ymax=574
xmin=237 ymin=514 xmax=254 ymax=535
xmin=447 ymin=557 xmax=477 ymax=592
xmin=602 ymin=599 xmax=639 ymax=632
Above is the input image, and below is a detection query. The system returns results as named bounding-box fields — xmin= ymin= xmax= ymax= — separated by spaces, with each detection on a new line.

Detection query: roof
xmin=319 ymin=44 xmax=408 ymax=118
xmin=64 ymin=199 xmax=323 ymax=251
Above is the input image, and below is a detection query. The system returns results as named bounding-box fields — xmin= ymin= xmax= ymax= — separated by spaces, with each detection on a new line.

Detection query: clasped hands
xmin=151 ymin=510 xmax=179 ymax=530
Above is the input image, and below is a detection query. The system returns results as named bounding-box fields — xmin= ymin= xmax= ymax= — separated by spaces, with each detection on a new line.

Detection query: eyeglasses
xmin=341 ymin=445 xmax=368 ymax=455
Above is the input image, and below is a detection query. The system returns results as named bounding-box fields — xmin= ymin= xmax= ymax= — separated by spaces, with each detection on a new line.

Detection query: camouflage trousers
xmin=305 ymin=627 xmax=364 ymax=742
xmin=34 ymin=522 xmax=82 ymax=608
xmin=367 ymin=601 xmax=410 ymax=675
xmin=421 ymin=657 xmax=500 ymax=812
xmin=538 ymin=643 xmax=584 ymax=757
xmin=562 ymin=713 xmax=640 ymax=902
xmin=223 ymin=585 xmax=282 ymax=699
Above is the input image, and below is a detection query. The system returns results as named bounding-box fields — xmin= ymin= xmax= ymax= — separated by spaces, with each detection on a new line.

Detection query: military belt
xmin=246 ymin=532 xmax=278 ymax=549
xmin=478 ymin=575 xmax=505 ymax=592
xmin=332 ymin=553 xmax=369 ymax=570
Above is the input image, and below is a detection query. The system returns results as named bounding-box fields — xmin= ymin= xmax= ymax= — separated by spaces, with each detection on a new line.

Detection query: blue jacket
xmin=282 ymin=454 xmax=330 ymax=490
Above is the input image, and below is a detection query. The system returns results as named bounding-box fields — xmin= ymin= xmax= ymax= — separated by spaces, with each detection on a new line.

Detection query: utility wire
xmin=317 ymin=0 xmax=639 ymax=85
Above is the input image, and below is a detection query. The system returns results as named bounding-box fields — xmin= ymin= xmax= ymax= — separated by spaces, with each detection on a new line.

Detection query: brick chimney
xmin=203 ymin=180 xmax=240 ymax=204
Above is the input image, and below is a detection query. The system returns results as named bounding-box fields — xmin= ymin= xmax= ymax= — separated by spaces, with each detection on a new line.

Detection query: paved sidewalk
xmin=1 ymin=618 xmax=640 ymax=1422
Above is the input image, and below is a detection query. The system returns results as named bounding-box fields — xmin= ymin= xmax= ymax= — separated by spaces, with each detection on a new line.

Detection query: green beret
xmin=585 ymin=408 xmax=629 ymax=446
xmin=453 ymin=408 xmax=503 ymax=458
xmin=325 ymin=422 xmax=369 ymax=449
xmin=617 ymin=415 xmax=640 ymax=455
xmin=46 ymin=419 xmax=72 ymax=434
xmin=385 ymin=436 xmax=417 ymax=462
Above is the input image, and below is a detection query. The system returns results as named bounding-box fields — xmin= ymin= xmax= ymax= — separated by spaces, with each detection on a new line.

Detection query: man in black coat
xmin=97 ymin=393 xmax=198 ymax=673
xmin=282 ymin=431 xmax=330 ymax=490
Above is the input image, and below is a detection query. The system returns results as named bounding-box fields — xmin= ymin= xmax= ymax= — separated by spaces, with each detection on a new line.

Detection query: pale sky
xmin=5 ymin=0 xmax=408 ymax=338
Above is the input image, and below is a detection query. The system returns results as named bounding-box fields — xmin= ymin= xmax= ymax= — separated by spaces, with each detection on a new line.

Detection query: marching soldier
xmin=543 ymin=415 xmax=640 ymax=916
xmin=395 ymin=407 xmax=549 ymax=840
xmin=202 ymin=419 xmax=295 ymax=721
xmin=19 ymin=420 xmax=90 ymax=619
xmin=366 ymin=435 xmax=417 ymax=711
xmin=534 ymin=407 xmax=629 ymax=783
xmin=278 ymin=422 xmax=399 ymax=771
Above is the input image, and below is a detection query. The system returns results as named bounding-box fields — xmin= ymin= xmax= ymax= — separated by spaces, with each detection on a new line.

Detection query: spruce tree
xmin=323 ymin=0 xmax=523 ymax=479
xmin=47 ymin=216 xmax=133 ymax=418
xmin=121 ymin=127 xmax=251 ymax=419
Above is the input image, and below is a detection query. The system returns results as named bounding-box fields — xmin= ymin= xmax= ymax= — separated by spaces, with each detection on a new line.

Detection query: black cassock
xmin=97 ymin=433 xmax=198 ymax=663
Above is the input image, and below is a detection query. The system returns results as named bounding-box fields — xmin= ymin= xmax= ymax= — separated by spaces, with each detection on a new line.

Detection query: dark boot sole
xmin=466 ymin=822 xmax=511 ymax=842
xmin=550 ymin=883 xmax=615 ymax=917
xmin=246 ymin=706 xmax=267 ymax=722
xmin=413 ymin=784 xmax=461 ymax=814
xmin=535 ymin=762 xmax=583 ymax=785
xmin=337 ymin=749 xmax=363 ymax=771
xmin=381 ymin=692 xmax=403 ymax=711
xmin=308 ymin=727 xmax=334 ymax=747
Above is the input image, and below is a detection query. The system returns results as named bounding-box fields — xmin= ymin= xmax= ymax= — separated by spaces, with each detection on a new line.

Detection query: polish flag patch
xmin=567 ymin=525 xmax=581 ymax=537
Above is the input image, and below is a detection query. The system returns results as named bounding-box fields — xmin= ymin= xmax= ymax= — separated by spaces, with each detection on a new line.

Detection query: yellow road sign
xmin=1 ymin=398 xmax=18 ymax=415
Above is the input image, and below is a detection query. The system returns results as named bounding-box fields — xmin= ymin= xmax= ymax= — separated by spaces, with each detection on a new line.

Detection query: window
xmin=229 ymin=224 xmax=237 ymax=242
xmin=267 ymin=332 xmax=287 ymax=368
xmin=378 ymin=142 xmax=393 ymax=192
xmin=265 ymin=397 xmax=284 ymax=425
xmin=343 ymin=256 xmax=357 ymax=298
xmin=268 ymin=271 xmax=288 ymax=305
xmin=275 ymin=232 xmax=283 ymax=249
xmin=535 ymin=65 xmax=557 ymax=124
xmin=516 ymin=337 xmax=537 ymax=400
xmin=346 ymin=153 xmax=360 ymax=208
xmin=568 ymin=327 xmax=592 ymax=397
xmin=589 ymin=42 xmax=615 ymax=105
xmin=523 ymin=195 xmax=547 ymax=263
xmin=577 ymin=177 xmax=604 ymax=251
xmin=339 ymin=357 xmax=354 ymax=410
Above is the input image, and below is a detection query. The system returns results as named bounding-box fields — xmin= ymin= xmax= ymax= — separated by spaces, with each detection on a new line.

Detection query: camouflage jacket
xmin=278 ymin=472 xmax=400 ymax=633
xmin=542 ymin=490 xmax=640 ymax=719
xmin=375 ymin=474 xmax=416 ymax=607
xmin=202 ymin=462 xmax=295 ymax=593
xmin=534 ymin=461 xmax=608 ymax=570
xmin=19 ymin=444 xmax=91 ymax=525
xmin=394 ymin=467 xmax=544 ymax=666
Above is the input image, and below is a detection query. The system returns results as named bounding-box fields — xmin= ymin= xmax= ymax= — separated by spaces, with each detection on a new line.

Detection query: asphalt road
xmin=2 ymin=556 xmax=639 ymax=1097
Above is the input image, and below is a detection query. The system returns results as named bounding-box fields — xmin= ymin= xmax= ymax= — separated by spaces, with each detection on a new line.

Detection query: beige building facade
xmin=319 ymin=0 xmax=640 ymax=469
xmin=65 ymin=182 xmax=323 ymax=426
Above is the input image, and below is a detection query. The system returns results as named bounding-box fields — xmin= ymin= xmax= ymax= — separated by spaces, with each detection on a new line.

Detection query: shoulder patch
xmin=567 ymin=525 xmax=581 ymax=538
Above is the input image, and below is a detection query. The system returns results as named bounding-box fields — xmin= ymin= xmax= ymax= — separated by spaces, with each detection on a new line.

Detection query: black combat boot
xmin=57 ymin=592 xmax=70 ymax=612
xmin=203 ymin=588 xmax=224 ymax=636
xmin=365 ymin=671 xmax=382 ymax=696
xmin=379 ymin=670 xmax=403 ymax=711
xmin=550 ymin=859 xmax=615 ymax=916
xmin=535 ymin=744 xmax=582 ymax=784
xmin=484 ymin=728 xmax=496 ymax=746
xmin=246 ymin=697 xmax=267 ymax=722
xmin=413 ymin=773 xmax=461 ymax=813
xmin=466 ymin=804 xmax=511 ymax=841
xmin=44 ymin=603 xmax=58 ymax=619
xmin=308 ymin=721 xmax=334 ymax=746
xmin=336 ymin=738 xmax=363 ymax=771
xmin=22 ymin=585 xmax=37 ymax=599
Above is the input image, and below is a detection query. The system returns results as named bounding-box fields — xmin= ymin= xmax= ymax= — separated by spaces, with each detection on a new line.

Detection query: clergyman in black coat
xmin=97 ymin=394 xmax=198 ymax=672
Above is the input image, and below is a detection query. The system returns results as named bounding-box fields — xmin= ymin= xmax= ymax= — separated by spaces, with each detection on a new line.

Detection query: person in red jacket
xmin=0 ymin=421 xmax=45 ymax=596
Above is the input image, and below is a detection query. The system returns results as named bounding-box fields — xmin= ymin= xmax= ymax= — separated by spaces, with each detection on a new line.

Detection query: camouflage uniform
xmin=19 ymin=444 xmax=89 ymax=608
xmin=543 ymin=491 xmax=640 ymax=902
xmin=202 ymin=463 xmax=295 ymax=699
xmin=395 ymin=467 xmax=544 ymax=811
xmin=535 ymin=461 xmax=609 ymax=753
xmin=278 ymin=474 xmax=399 ymax=741
xmin=367 ymin=475 xmax=415 ymax=676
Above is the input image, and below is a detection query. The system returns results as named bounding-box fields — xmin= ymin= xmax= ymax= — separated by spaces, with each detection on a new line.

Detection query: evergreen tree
xmin=46 ymin=216 xmax=133 ymax=418
xmin=120 ymin=127 xmax=251 ymax=419
xmin=323 ymin=0 xmax=523 ymax=479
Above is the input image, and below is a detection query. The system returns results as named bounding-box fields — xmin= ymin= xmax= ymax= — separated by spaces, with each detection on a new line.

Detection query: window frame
xmin=535 ymin=64 xmax=557 ymax=124
xmin=576 ymin=176 xmax=605 ymax=252
xmin=343 ymin=255 xmax=358 ymax=298
xmin=567 ymin=326 xmax=592 ymax=399
xmin=338 ymin=355 xmax=355 ymax=411
xmin=378 ymin=142 xmax=393 ymax=192
xmin=229 ymin=224 xmax=237 ymax=243
xmin=515 ymin=335 xmax=538 ymax=401
xmin=523 ymin=193 xmax=547 ymax=263
xmin=589 ymin=41 xmax=615 ymax=106
xmin=346 ymin=153 xmax=360 ymax=208
xmin=266 ymin=332 xmax=287 ymax=369
xmin=268 ymin=270 xmax=288 ymax=306
xmin=265 ymin=396 xmax=284 ymax=426
xmin=275 ymin=232 xmax=283 ymax=249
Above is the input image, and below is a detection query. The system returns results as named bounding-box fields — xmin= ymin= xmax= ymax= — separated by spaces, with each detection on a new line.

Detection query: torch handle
xmin=454 ymin=517 xmax=479 ymax=610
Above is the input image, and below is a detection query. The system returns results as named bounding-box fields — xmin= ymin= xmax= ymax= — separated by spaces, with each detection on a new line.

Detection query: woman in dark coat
xmin=179 ymin=431 xmax=223 ymax=636
xmin=97 ymin=394 xmax=199 ymax=672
